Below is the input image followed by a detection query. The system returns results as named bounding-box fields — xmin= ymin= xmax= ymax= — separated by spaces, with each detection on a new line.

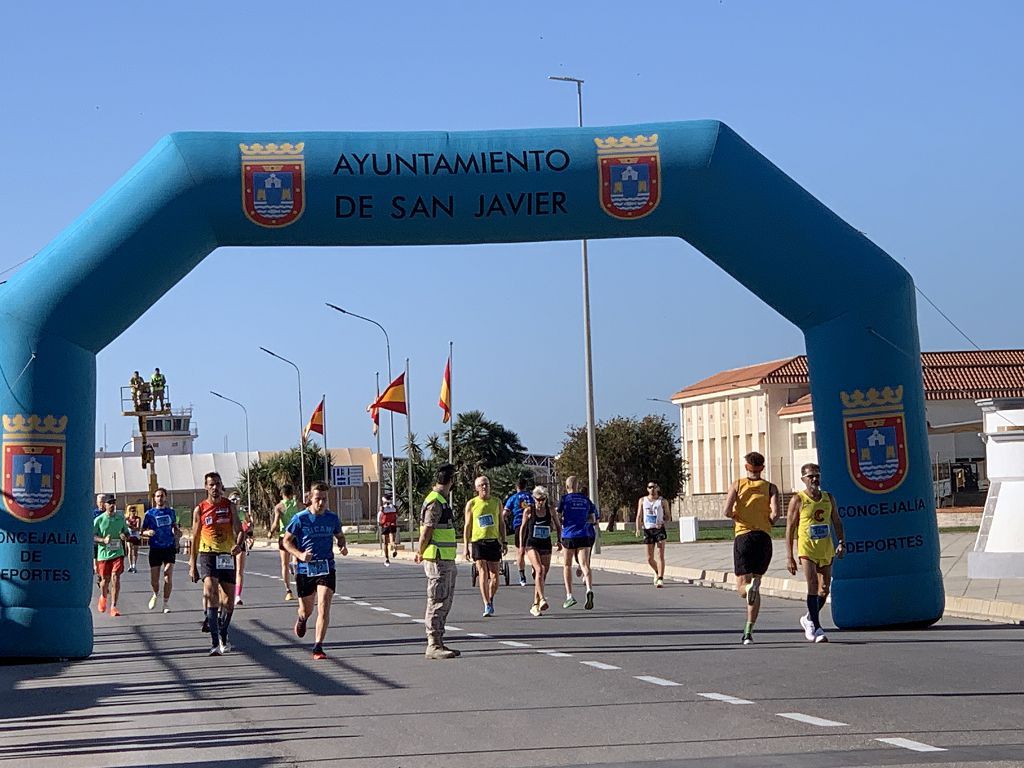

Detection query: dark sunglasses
xmin=803 ymin=474 xmax=820 ymax=480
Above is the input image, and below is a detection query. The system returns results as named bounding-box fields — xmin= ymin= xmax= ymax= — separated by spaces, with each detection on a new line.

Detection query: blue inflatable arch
xmin=0 ymin=121 xmax=943 ymax=657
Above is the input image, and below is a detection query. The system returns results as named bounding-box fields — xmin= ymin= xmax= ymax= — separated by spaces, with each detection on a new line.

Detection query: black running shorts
xmin=471 ymin=539 xmax=503 ymax=562
xmin=196 ymin=551 xmax=237 ymax=584
xmin=296 ymin=571 xmax=337 ymax=598
xmin=562 ymin=536 xmax=595 ymax=551
xmin=733 ymin=530 xmax=772 ymax=576
xmin=148 ymin=546 xmax=176 ymax=568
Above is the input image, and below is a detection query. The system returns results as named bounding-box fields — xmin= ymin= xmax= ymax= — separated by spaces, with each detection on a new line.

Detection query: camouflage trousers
xmin=423 ymin=559 xmax=457 ymax=642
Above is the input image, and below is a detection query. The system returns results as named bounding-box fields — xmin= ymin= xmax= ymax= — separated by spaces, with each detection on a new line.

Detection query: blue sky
xmin=2 ymin=2 xmax=1020 ymax=457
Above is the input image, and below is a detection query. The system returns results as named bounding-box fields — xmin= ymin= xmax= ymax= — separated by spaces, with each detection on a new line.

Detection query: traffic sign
xmin=331 ymin=465 xmax=364 ymax=488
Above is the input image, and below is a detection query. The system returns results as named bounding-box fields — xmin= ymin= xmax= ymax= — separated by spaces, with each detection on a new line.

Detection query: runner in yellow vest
xmin=269 ymin=483 xmax=300 ymax=601
xmin=721 ymin=451 xmax=780 ymax=645
xmin=786 ymin=463 xmax=845 ymax=643
xmin=414 ymin=464 xmax=460 ymax=660
xmin=464 ymin=475 xmax=507 ymax=617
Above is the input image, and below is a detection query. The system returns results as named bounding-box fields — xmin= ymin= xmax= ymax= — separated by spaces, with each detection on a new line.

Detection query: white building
xmin=670 ymin=350 xmax=1024 ymax=515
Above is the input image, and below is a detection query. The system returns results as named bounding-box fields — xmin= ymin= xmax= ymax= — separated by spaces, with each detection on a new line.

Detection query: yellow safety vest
xmin=420 ymin=490 xmax=456 ymax=561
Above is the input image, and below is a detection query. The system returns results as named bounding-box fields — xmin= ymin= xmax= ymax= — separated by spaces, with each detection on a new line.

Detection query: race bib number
xmin=532 ymin=524 xmax=551 ymax=540
xmin=204 ymin=516 xmax=213 ymax=526
xmin=644 ymin=514 xmax=659 ymax=527
xmin=809 ymin=524 xmax=830 ymax=541
xmin=306 ymin=559 xmax=330 ymax=577
xmin=155 ymin=514 xmax=172 ymax=528
xmin=215 ymin=554 xmax=235 ymax=570
xmin=106 ymin=539 xmax=122 ymax=552
xmin=478 ymin=513 xmax=495 ymax=528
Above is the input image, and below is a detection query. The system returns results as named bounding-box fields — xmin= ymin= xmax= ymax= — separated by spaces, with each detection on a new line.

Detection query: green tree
xmin=240 ymin=441 xmax=331 ymax=532
xmin=556 ymin=415 xmax=686 ymax=530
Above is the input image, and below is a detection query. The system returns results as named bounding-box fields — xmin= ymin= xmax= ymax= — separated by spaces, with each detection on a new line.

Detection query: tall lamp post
xmin=550 ymin=74 xmax=600 ymax=552
xmin=647 ymin=397 xmax=687 ymax=492
xmin=211 ymin=390 xmax=252 ymax=518
xmin=259 ymin=347 xmax=305 ymax=495
xmin=325 ymin=303 xmax=398 ymax=499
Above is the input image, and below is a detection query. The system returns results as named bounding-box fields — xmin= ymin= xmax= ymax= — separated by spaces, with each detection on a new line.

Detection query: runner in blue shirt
xmin=503 ymin=475 xmax=535 ymax=586
xmin=283 ymin=482 xmax=348 ymax=660
xmin=556 ymin=476 xmax=597 ymax=610
xmin=142 ymin=487 xmax=180 ymax=613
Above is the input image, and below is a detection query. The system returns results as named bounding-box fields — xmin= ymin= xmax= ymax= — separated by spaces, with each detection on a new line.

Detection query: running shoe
xmin=813 ymin=628 xmax=829 ymax=643
xmin=234 ymin=595 xmax=243 ymax=606
xmin=163 ymin=604 xmax=171 ymax=614
xmin=97 ymin=595 xmax=107 ymax=614
xmin=208 ymin=645 xmax=222 ymax=656
xmin=518 ymin=572 xmax=527 ymax=587
xmin=284 ymin=590 xmax=294 ymax=601
xmin=530 ymin=603 xmax=541 ymax=617
xmin=741 ymin=632 xmax=754 ymax=645
xmin=482 ymin=603 xmax=494 ymax=617
xmin=575 ymin=566 xmax=583 ymax=578
xmin=800 ymin=614 xmax=816 ymax=641
xmin=745 ymin=576 xmax=761 ymax=606
xmin=584 ymin=590 xmax=594 ymax=610
xmin=220 ymin=641 xmax=232 ymax=653
xmin=655 ymin=578 xmax=664 ymax=588
xmin=148 ymin=593 xmax=158 ymax=610
xmin=384 ymin=560 xmax=391 ymax=568
xmin=563 ymin=595 xmax=577 ymax=609
xmin=392 ymin=549 xmax=398 ymax=558
xmin=539 ymin=598 xmax=549 ymax=612
xmin=294 ymin=616 xmax=308 ymax=638
xmin=201 ymin=616 xmax=210 ymax=633
xmin=312 ymin=647 xmax=328 ymax=661
xmin=110 ymin=606 xmax=121 ymax=617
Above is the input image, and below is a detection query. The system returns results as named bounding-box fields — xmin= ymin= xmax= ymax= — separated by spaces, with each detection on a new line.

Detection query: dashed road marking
xmin=467 ymin=633 xmax=491 ymax=639
xmin=875 ymin=738 xmax=946 ymax=753
xmin=390 ymin=612 xmax=411 ymax=618
xmin=354 ymin=601 xmax=372 ymax=606
xmin=536 ymin=650 xmax=573 ymax=658
xmin=698 ymin=692 xmax=754 ymax=705
xmin=370 ymin=607 xmax=390 ymax=612
xmin=499 ymin=640 xmax=532 ymax=648
xmin=411 ymin=618 xmax=425 ymax=623
xmin=445 ymin=625 xmax=463 ymax=632
xmin=777 ymin=713 xmax=847 ymax=727
xmin=580 ymin=661 xmax=620 ymax=670
xmin=635 ymin=676 xmax=681 ymax=687
xmin=338 ymin=596 xmax=355 ymax=601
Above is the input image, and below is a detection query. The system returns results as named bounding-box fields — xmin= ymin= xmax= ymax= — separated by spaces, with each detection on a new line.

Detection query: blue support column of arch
xmin=0 ymin=121 xmax=943 ymax=658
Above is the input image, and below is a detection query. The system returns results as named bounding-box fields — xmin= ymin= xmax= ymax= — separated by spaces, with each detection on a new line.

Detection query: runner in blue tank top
xmin=556 ymin=475 xmax=597 ymax=610
xmin=503 ymin=474 xmax=535 ymax=586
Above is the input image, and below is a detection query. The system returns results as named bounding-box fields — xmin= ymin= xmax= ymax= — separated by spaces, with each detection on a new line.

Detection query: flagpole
xmin=448 ymin=340 xmax=454 ymax=465
xmin=322 ymin=393 xmax=328 ymax=485
xmin=406 ymin=357 xmax=414 ymax=534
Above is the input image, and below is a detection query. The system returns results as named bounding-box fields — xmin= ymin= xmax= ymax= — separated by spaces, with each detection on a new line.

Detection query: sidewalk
xmin=339 ymin=532 xmax=1024 ymax=625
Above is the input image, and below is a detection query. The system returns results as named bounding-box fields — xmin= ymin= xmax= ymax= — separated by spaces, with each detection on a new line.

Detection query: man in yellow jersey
xmin=414 ymin=463 xmax=460 ymax=659
xmin=269 ymin=483 xmax=299 ymax=600
xmin=189 ymin=472 xmax=245 ymax=656
xmin=786 ymin=463 xmax=845 ymax=643
xmin=721 ymin=451 xmax=780 ymax=645
xmin=464 ymin=474 xmax=507 ymax=617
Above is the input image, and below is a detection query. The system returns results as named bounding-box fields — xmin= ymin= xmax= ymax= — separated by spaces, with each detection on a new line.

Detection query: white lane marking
xmin=354 ymin=601 xmax=372 ymax=606
xmin=370 ymin=607 xmax=390 ymax=612
xmin=390 ymin=612 xmax=411 ymax=618
xmin=635 ymin=676 xmax=681 ymax=687
xmin=875 ymin=738 xmax=946 ymax=753
xmin=467 ymin=632 xmax=491 ymax=639
xmin=445 ymin=625 xmax=463 ymax=632
xmin=777 ymin=713 xmax=847 ymax=727
xmin=580 ymin=661 xmax=620 ymax=670
xmin=536 ymin=650 xmax=573 ymax=658
xmin=698 ymin=692 xmax=754 ymax=705
xmin=499 ymin=640 xmax=532 ymax=648
xmin=338 ymin=596 xmax=355 ymax=601
xmin=411 ymin=618 xmax=425 ymax=624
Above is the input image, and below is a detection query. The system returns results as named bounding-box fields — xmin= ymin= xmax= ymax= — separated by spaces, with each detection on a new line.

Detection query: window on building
xmin=793 ymin=433 xmax=808 ymax=450
xmin=146 ymin=419 xmax=154 ymax=431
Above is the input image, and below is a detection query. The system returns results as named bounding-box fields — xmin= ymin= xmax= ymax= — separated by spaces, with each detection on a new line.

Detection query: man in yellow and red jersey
xmin=189 ymin=472 xmax=244 ymax=656
xmin=721 ymin=451 xmax=780 ymax=646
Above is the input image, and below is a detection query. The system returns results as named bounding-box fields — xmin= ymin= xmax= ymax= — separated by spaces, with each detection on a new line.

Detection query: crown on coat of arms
xmin=594 ymin=134 xmax=659 ymax=151
xmin=239 ymin=142 xmax=305 ymax=157
xmin=840 ymin=386 xmax=904 ymax=411
xmin=2 ymin=414 xmax=69 ymax=434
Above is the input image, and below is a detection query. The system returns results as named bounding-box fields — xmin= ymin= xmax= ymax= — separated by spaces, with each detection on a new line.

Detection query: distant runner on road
xmin=636 ymin=481 xmax=668 ymax=588
xmin=786 ymin=463 xmax=845 ymax=643
xmin=142 ymin=487 xmax=180 ymax=613
xmin=722 ymin=451 xmax=780 ymax=646
xmin=522 ymin=485 xmax=560 ymax=616
xmin=557 ymin=475 xmax=597 ymax=610
xmin=465 ymin=474 xmax=506 ymax=617
xmin=378 ymin=494 xmax=399 ymax=567
xmin=503 ymin=474 xmax=535 ymax=587
xmin=93 ymin=494 xmax=128 ymax=617
xmin=269 ymin=484 xmax=299 ymax=600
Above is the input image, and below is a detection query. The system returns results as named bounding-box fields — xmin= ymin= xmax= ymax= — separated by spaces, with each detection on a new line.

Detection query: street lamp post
xmin=647 ymin=397 xmax=687 ymax=494
xmin=211 ymin=390 xmax=252 ymax=520
xmin=325 ymin=303 xmax=398 ymax=498
xmin=550 ymin=74 xmax=600 ymax=553
xmin=259 ymin=347 xmax=305 ymax=495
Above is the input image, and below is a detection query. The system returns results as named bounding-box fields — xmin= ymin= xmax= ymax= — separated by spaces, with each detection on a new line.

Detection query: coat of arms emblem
xmin=240 ymin=142 xmax=305 ymax=227
xmin=842 ymin=386 xmax=908 ymax=493
xmin=595 ymin=134 xmax=661 ymax=219
xmin=2 ymin=414 xmax=67 ymax=522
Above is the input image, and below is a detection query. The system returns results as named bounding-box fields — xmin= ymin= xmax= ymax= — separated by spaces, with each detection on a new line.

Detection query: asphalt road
xmin=1 ymin=550 xmax=1022 ymax=768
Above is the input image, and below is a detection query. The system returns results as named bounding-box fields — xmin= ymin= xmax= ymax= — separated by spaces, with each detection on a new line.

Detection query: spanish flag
xmin=303 ymin=397 xmax=325 ymax=439
xmin=370 ymin=403 xmax=380 ymax=436
xmin=438 ymin=356 xmax=451 ymax=423
xmin=368 ymin=372 xmax=407 ymax=417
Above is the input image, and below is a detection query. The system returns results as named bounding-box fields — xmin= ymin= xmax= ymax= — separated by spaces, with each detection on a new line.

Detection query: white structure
xmin=969 ymin=399 xmax=1024 ymax=578
xmin=670 ymin=351 xmax=1024 ymax=515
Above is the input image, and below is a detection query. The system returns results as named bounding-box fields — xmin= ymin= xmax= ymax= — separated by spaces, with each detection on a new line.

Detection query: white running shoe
xmin=220 ymin=640 xmax=232 ymax=653
xmin=163 ymin=603 xmax=171 ymax=614
xmin=800 ymin=613 xmax=815 ymax=641
xmin=208 ymin=645 xmax=222 ymax=656
xmin=529 ymin=603 xmax=541 ymax=617
xmin=384 ymin=560 xmax=390 ymax=567
xmin=813 ymin=628 xmax=828 ymax=643
xmin=148 ymin=593 xmax=158 ymax=611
